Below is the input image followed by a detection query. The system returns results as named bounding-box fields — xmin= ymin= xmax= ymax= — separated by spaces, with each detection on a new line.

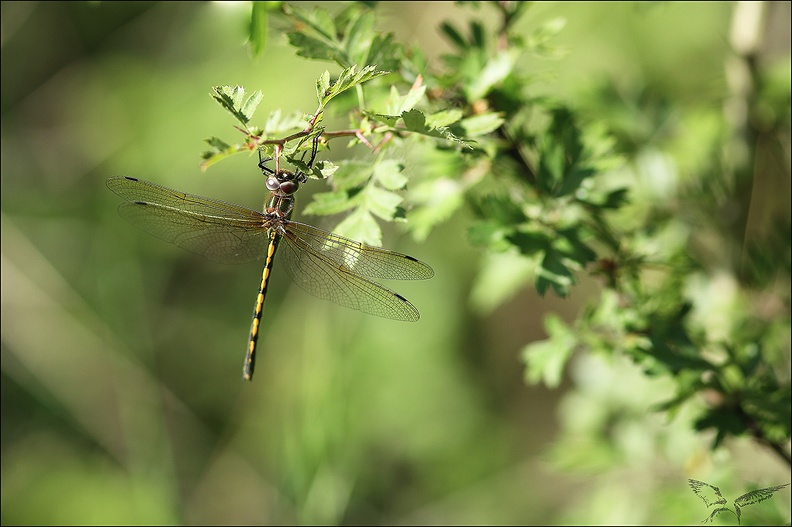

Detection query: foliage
xmin=204 ymin=1 xmax=791 ymax=473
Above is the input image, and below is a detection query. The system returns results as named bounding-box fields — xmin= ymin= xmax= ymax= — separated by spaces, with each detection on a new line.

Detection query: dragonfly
xmin=106 ymin=147 xmax=433 ymax=381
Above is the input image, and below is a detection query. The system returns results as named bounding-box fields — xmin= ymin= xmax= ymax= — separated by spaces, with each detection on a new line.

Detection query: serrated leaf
xmin=425 ymin=109 xmax=464 ymax=129
xmin=554 ymin=228 xmax=597 ymax=266
xmin=334 ymin=209 xmax=382 ymax=246
xmin=506 ymin=230 xmax=550 ymax=256
xmin=522 ymin=314 xmax=576 ymax=387
xmin=373 ymin=160 xmax=407 ymax=190
xmin=200 ymin=137 xmax=247 ymax=171
xmin=536 ymin=249 xmax=574 ymax=297
xmin=471 ymin=193 xmax=527 ymax=225
xmin=364 ymin=33 xmax=402 ymax=72
xmin=303 ymin=190 xmax=356 ymax=216
xmin=393 ymin=81 xmax=426 ymax=115
xmin=211 ymin=85 xmax=261 ymax=127
xmin=342 ymin=10 xmax=375 ymax=68
xmin=466 ymin=50 xmax=520 ymax=101
xmin=318 ymin=65 xmax=390 ymax=107
xmin=283 ymin=3 xmax=336 ymax=40
xmin=333 ymin=160 xmax=374 ymax=190
xmin=240 ymin=91 xmax=263 ymax=121
xmin=364 ymin=186 xmax=403 ymax=221
xmin=363 ymin=111 xmax=401 ymax=127
xmin=401 ymin=108 xmax=427 ymax=131
xmin=287 ymin=31 xmax=340 ymax=62
xmin=263 ymin=109 xmax=310 ymax=136
xmin=314 ymin=160 xmax=338 ymax=180
xmin=402 ymin=109 xmax=473 ymax=147
xmin=316 ymin=71 xmax=331 ymax=104
xmin=460 ymin=113 xmax=504 ymax=137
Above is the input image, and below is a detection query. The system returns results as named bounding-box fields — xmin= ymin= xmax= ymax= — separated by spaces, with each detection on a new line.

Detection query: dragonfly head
xmin=266 ymin=170 xmax=302 ymax=197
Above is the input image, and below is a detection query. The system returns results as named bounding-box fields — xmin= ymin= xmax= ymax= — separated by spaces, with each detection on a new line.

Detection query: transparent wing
xmin=277 ymin=227 xmax=421 ymax=321
xmin=283 ymin=220 xmax=434 ymax=280
xmin=688 ymin=480 xmax=727 ymax=508
xmin=734 ymin=483 xmax=790 ymax=508
xmin=107 ymin=176 xmax=271 ymax=264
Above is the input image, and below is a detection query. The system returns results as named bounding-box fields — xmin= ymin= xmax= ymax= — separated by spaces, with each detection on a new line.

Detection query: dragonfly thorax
xmin=265 ymin=193 xmax=295 ymax=219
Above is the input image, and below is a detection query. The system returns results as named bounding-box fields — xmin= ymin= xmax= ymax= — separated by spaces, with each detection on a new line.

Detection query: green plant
xmin=207 ymin=1 xmax=790 ymax=470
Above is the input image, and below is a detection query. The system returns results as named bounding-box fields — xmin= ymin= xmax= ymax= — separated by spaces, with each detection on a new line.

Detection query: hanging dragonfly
xmin=106 ymin=142 xmax=433 ymax=380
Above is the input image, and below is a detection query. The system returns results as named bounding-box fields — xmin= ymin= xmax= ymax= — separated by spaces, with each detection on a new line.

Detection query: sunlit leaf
xmin=303 ymin=190 xmax=356 ymax=216
xmin=522 ymin=314 xmax=577 ymax=387
xmin=318 ymin=65 xmax=390 ymax=107
xmin=460 ymin=112 xmax=504 ymax=136
xmin=364 ymin=185 xmax=403 ymax=221
xmin=466 ymin=50 xmax=519 ymax=100
xmin=373 ymin=160 xmax=407 ymax=190
xmin=334 ymin=208 xmax=382 ymax=246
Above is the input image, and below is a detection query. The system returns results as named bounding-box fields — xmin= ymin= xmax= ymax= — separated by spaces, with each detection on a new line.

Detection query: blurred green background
xmin=2 ymin=2 xmax=789 ymax=525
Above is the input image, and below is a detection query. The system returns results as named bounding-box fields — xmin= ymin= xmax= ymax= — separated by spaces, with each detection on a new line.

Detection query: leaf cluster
xmin=206 ymin=1 xmax=790 ymax=466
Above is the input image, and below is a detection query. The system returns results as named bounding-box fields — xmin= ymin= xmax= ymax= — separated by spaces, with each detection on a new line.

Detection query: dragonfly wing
xmin=284 ymin=221 xmax=434 ymax=280
xmin=277 ymin=229 xmax=421 ymax=321
xmin=108 ymin=176 xmax=271 ymax=264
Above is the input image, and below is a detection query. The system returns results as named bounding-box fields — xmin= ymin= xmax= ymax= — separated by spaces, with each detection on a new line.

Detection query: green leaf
xmin=468 ymin=221 xmax=507 ymax=248
xmin=460 ymin=113 xmax=504 ymax=137
xmin=332 ymin=160 xmax=373 ymax=190
xmin=527 ymin=17 xmax=567 ymax=55
xmin=334 ymin=209 xmax=382 ymax=246
xmin=409 ymin=178 xmax=465 ymax=242
xmin=302 ymin=190 xmax=356 ymax=216
xmin=522 ymin=314 xmax=576 ymax=387
xmin=283 ymin=3 xmax=336 ymax=40
xmin=364 ymin=186 xmax=403 ymax=221
xmin=536 ymin=248 xmax=574 ymax=297
xmin=401 ymin=109 xmax=472 ymax=147
xmin=425 ymin=109 xmax=464 ymax=129
xmin=211 ymin=85 xmax=262 ymax=127
xmin=240 ymin=91 xmax=263 ymax=122
xmin=387 ymin=80 xmax=426 ymax=115
xmin=248 ymin=2 xmax=279 ymax=57
xmin=313 ymin=160 xmax=339 ymax=180
xmin=363 ymin=111 xmax=401 ymax=128
xmin=469 ymin=20 xmax=485 ymax=49
xmin=318 ymin=65 xmax=390 ymax=107
xmin=470 ymin=193 xmax=527 ymax=225
xmin=470 ymin=250 xmax=535 ymax=314
xmin=287 ymin=31 xmax=340 ymax=62
xmin=440 ymin=21 xmax=467 ymax=50
xmin=506 ymin=230 xmax=551 ymax=256
xmin=466 ymin=50 xmax=519 ymax=101
xmin=342 ymin=10 xmax=375 ymax=67
xmin=316 ymin=71 xmax=331 ymax=105
xmin=554 ymin=228 xmax=597 ymax=267
xmin=373 ymin=160 xmax=407 ymax=190
xmin=200 ymin=137 xmax=247 ymax=170
xmin=263 ymin=109 xmax=310 ymax=136
xmin=601 ymin=188 xmax=630 ymax=209
xmin=365 ymin=33 xmax=402 ymax=71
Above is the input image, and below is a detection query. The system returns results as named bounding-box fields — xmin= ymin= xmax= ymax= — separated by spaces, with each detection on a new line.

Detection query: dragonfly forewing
xmin=283 ymin=220 xmax=435 ymax=280
xmin=108 ymin=176 xmax=273 ymax=264
xmin=277 ymin=229 xmax=422 ymax=321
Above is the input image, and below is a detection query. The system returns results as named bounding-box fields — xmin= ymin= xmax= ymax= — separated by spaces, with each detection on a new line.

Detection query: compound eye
xmin=265 ymin=177 xmax=280 ymax=191
xmin=280 ymin=180 xmax=299 ymax=195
